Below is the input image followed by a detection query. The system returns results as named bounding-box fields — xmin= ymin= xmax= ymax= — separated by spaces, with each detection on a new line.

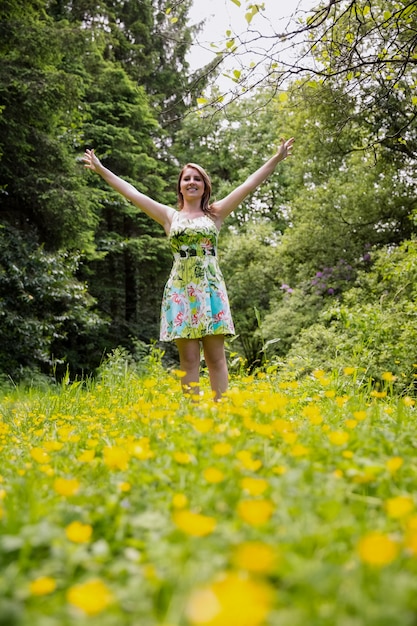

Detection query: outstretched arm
xmin=82 ymin=149 xmax=176 ymax=234
xmin=211 ymin=137 xmax=294 ymax=223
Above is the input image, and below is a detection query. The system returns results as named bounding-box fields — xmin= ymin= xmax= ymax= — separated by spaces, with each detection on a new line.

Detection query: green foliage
xmin=285 ymin=239 xmax=417 ymax=391
xmin=221 ymin=222 xmax=284 ymax=366
xmin=0 ymin=226 xmax=104 ymax=380
xmin=0 ymin=3 xmax=98 ymax=251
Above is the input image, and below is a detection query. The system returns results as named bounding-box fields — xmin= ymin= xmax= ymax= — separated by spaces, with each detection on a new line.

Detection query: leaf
xmin=278 ymin=92 xmax=288 ymax=103
xmin=233 ymin=69 xmax=241 ymax=80
xmin=170 ymin=16 xmax=178 ymax=24
xmin=230 ymin=0 xmax=241 ymax=6
xmin=196 ymin=97 xmax=208 ymax=106
xmin=226 ymin=38 xmax=236 ymax=49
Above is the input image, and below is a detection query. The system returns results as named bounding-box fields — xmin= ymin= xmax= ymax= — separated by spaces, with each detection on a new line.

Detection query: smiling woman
xmin=82 ymin=138 xmax=293 ymax=400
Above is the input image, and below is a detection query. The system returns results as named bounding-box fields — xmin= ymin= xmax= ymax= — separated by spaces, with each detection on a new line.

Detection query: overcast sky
xmin=187 ymin=0 xmax=317 ymax=74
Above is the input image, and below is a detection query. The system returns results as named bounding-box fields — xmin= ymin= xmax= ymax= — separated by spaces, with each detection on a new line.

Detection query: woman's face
xmin=179 ymin=166 xmax=205 ymax=203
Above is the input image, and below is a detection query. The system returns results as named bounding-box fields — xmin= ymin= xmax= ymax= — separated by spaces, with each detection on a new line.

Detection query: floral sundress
xmin=160 ymin=211 xmax=235 ymax=341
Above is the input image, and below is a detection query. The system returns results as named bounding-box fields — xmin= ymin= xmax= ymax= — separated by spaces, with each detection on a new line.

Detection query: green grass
xmin=1 ymin=356 xmax=417 ymax=626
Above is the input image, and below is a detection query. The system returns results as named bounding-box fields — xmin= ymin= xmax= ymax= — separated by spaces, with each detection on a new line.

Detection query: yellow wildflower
xmin=203 ymin=468 xmax=225 ymax=484
xmin=385 ymin=496 xmax=414 ymax=519
xmin=232 ymin=541 xmax=277 ymax=574
xmin=173 ymin=452 xmax=193 ymax=465
xmin=30 ymin=448 xmax=51 ymax=464
xmin=103 ymin=446 xmax=129 ymax=470
xmin=237 ymin=499 xmax=274 ymax=526
xmin=357 ymin=531 xmax=399 ymax=566
xmin=240 ymin=477 xmax=268 ymax=496
xmin=65 ymin=521 xmax=93 ymax=543
xmin=173 ymin=510 xmax=216 ymax=537
xmin=67 ymin=578 xmax=114 ymax=615
xmin=172 ymin=493 xmax=188 ymax=509
xmin=328 ymin=431 xmax=349 ymax=446
xmin=185 ymin=571 xmax=273 ymax=626
xmin=386 ymin=457 xmax=404 ymax=473
xmin=29 ymin=576 xmax=57 ymax=596
xmin=53 ymin=477 xmax=80 ymax=497
xmin=77 ymin=450 xmax=95 ymax=463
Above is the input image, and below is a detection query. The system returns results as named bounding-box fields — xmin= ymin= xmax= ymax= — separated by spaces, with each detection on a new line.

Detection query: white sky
xmin=187 ymin=0 xmax=317 ymax=78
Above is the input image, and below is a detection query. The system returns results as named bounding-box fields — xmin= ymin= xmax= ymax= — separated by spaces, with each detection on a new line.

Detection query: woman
xmin=83 ymin=137 xmax=294 ymax=400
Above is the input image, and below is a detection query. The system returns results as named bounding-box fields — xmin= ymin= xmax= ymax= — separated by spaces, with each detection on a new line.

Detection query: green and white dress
xmin=160 ymin=211 xmax=235 ymax=341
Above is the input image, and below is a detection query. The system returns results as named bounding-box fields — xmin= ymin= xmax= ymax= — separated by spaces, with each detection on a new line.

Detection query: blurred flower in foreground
xmin=67 ymin=578 xmax=114 ymax=615
xmin=65 ymin=521 xmax=93 ymax=543
xmin=173 ymin=510 xmax=216 ymax=537
xmin=185 ymin=571 xmax=273 ymax=626
xmin=237 ymin=500 xmax=274 ymax=526
xmin=357 ymin=531 xmax=399 ymax=566
xmin=53 ymin=477 xmax=80 ymax=497
xmin=385 ymin=496 xmax=414 ymax=519
xmin=29 ymin=576 xmax=57 ymax=596
xmin=386 ymin=457 xmax=403 ymax=473
xmin=232 ymin=541 xmax=277 ymax=574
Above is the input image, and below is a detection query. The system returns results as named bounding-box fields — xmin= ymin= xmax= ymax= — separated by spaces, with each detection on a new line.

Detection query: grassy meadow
xmin=1 ymin=351 xmax=417 ymax=626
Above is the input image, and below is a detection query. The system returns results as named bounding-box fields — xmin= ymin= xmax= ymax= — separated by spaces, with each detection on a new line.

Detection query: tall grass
xmin=1 ymin=353 xmax=417 ymax=625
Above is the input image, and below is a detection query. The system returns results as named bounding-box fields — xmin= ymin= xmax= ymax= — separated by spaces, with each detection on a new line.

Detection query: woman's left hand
xmin=277 ymin=137 xmax=295 ymax=161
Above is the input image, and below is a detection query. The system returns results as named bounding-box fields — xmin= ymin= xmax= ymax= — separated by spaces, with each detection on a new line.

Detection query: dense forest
xmin=1 ymin=0 xmax=417 ymax=391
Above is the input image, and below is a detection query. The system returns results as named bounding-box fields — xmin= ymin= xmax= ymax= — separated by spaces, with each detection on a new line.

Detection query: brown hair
xmin=177 ymin=163 xmax=212 ymax=214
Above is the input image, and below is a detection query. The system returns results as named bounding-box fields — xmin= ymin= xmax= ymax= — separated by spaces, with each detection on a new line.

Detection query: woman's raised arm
xmin=211 ymin=137 xmax=294 ymax=223
xmin=83 ymin=149 xmax=176 ymax=234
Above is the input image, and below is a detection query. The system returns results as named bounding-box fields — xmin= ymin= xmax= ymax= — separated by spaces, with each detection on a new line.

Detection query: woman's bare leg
xmin=202 ymin=335 xmax=228 ymax=401
xmin=175 ymin=338 xmax=201 ymax=398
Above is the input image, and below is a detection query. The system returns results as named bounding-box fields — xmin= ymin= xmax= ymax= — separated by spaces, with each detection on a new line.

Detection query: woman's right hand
xmin=82 ymin=148 xmax=101 ymax=173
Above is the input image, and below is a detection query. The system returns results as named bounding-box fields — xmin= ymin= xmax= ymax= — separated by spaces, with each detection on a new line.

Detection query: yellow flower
xmin=353 ymin=410 xmax=367 ymax=421
xmin=382 ymin=371 xmax=396 ymax=382
xmin=172 ymin=493 xmax=188 ymax=509
xmin=173 ymin=451 xmax=193 ymax=465
xmin=302 ymin=405 xmax=323 ymax=425
xmin=237 ymin=499 xmax=274 ymax=526
xmin=185 ymin=571 xmax=273 ymax=626
xmin=65 ymin=521 xmax=93 ymax=543
xmin=357 ymin=531 xmax=399 ymax=566
xmin=386 ymin=457 xmax=403 ymax=473
xmin=30 ymin=447 xmax=51 ymax=464
xmin=67 ymin=578 xmax=114 ymax=615
xmin=212 ymin=442 xmax=232 ymax=456
xmin=53 ymin=477 xmax=80 ymax=497
xmin=345 ymin=419 xmax=357 ymax=429
xmin=328 ymin=431 xmax=349 ymax=446
xmin=403 ymin=396 xmax=415 ymax=407
xmin=103 ymin=446 xmax=129 ymax=470
xmin=77 ymin=450 xmax=95 ymax=462
xmin=240 ymin=477 xmax=268 ymax=496
xmin=385 ymin=496 xmax=414 ymax=519
xmin=236 ymin=451 xmax=262 ymax=472
xmin=370 ymin=390 xmax=387 ymax=398
xmin=232 ymin=541 xmax=277 ymax=573
xmin=343 ymin=367 xmax=356 ymax=375
xmin=29 ymin=576 xmax=57 ymax=596
xmin=290 ymin=444 xmax=309 ymax=457
xmin=118 ymin=481 xmax=131 ymax=492
xmin=173 ymin=510 xmax=216 ymax=537
xmin=203 ymin=468 xmax=225 ymax=484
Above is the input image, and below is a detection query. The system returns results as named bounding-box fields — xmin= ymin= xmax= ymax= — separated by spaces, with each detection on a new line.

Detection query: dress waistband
xmin=174 ymin=247 xmax=216 ymax=259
